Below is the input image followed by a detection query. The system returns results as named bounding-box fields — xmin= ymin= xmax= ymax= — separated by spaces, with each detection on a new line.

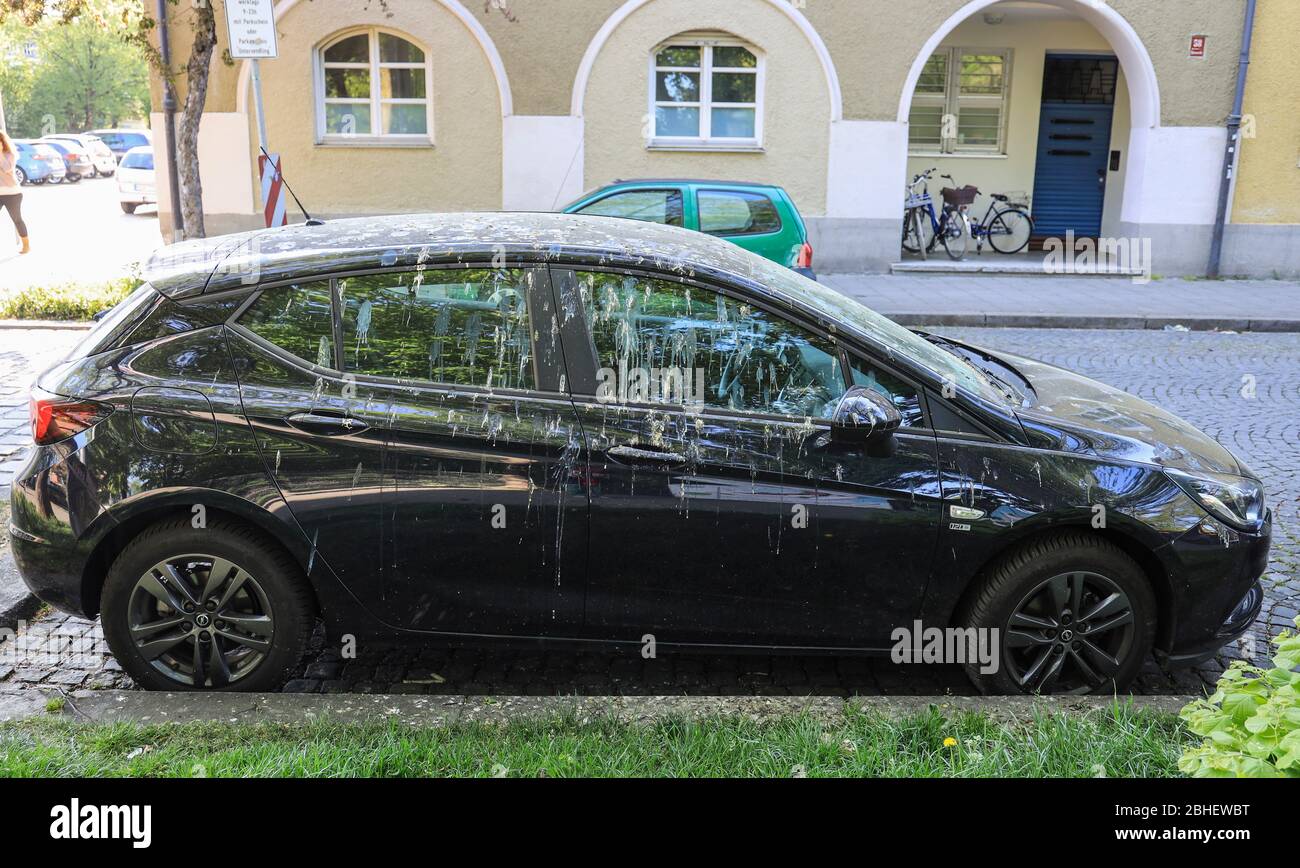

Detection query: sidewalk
xmin=822 ymin=273 xmax=1300 ymax=331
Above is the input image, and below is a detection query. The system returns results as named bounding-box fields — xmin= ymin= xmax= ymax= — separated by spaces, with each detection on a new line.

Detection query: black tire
xmin=987 ymin=208 xmax=1034 ymax=254
xmin=120 ymin=202 xmax=137 ymax=214
xmin=14 ymin=167 xmax=26 ymax=185
xmin=901 ymin=209 xmax=922 ymax=254
xmin=100 ymin=517 xmax=316 ymax=692
xmin=940 ymin=211 xmax=969 ymax=260
xmin=957 ymin=532 xmax=1156 ymax=696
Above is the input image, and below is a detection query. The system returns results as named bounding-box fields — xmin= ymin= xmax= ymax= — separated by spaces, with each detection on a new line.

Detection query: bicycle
xmin=966 ymin=188 xmax=1035 ymax=255
xmin=901 ymin=168 xmax=969 ymax=261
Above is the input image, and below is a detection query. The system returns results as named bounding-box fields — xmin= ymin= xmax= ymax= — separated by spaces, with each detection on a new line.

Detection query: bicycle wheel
xmin=941 ymin=211 xmax=969 ymax=260
xmin=901 ymin=208 xmax=923 ymax=254
xmin=987 ymin=208 xmax=1034 ymax=254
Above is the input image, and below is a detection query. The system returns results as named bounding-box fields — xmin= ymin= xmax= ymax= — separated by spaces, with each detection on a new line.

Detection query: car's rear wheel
xmin=100 ymin=518 xmax=315 ymax=691
xmin=120 ymin=202 xmax=136 ymax=214
xmin=958 ymin=533 xmax=1156 ymax=695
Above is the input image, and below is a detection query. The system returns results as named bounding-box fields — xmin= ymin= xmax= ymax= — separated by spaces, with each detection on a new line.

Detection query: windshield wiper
xmin=922 ymin=335 xmax=1025 ymax=405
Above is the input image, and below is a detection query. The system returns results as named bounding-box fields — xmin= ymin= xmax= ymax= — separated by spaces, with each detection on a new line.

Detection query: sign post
xmin=224 ymin=0 xmax=282 ymax=224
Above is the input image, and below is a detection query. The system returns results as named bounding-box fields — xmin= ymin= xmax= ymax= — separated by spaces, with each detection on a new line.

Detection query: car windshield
xmin=740 ymin=258 xmax=1012 ymax=406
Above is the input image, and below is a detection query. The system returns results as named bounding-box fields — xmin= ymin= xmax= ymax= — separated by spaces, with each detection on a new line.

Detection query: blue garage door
xmin=1031 ymin=55 xmax=1118 ymax=240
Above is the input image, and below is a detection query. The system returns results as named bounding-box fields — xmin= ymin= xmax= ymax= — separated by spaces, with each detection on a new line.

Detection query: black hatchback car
xmin=11 ymin=214 xmax=1269 ymax=694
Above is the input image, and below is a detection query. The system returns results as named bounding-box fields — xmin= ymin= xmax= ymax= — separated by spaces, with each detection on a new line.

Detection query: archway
xmin=895 ymin=0 xmax=1161 ymax=244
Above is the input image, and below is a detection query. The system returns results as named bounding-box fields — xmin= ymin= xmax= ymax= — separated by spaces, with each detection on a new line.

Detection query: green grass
xmin=0 ymin=277 xmax=141 ymax=321
xmin=0 ymin=705 xmax=1190 ymax=777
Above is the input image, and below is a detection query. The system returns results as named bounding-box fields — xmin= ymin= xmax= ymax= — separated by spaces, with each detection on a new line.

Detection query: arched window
xmin=317 ymin=29 xmax=431 ymax=143
xmin=649 ymin=37 xmax=763 ymax=149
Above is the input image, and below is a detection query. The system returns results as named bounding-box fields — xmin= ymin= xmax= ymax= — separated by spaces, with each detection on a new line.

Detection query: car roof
xmin=144 ymin=212 xmax=788 ymax=301
xmin=123 ymin=145 xmax=153 ymax=155
xmin=609 ymin=178 xmax=783 ymax=189
xmin=91 ymin=128 xmax=150 ymax=135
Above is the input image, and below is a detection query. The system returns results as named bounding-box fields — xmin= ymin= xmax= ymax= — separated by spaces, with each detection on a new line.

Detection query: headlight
xmin=1167 ymin=469 xmax=1265 ymax=531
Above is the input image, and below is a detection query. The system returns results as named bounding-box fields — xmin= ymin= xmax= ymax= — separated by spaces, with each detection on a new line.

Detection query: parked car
xmin=44 ymin=133 xmax=116 ymax=176
xmin=10 ymin=214 xmax=1268 ymax=694
xmin=116 ymin=146 xmax=156 ymax=214
xmin=12 ymin=140 xmax=66 ymax=185
xmin=88 ymin=128 xmax=152 ymax=162
xmin=564 ymin=179 xmax=817 ymax=279
xmin=36 ymin=138 xmax=93 ymax=182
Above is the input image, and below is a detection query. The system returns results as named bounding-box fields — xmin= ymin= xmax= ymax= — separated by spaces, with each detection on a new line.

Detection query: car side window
xmin=847 ymin=356 xmax=925 ymax=428
xmin=697 ymin=190 xmax=782 ymax=236
xmin=576 ymin=271 xmax=846 ymax=419
xmin=238 ymin=281 xmax=336 ymax=368
xmin=575 ymin=189 xmax=684 ymax=226
xmin=337 ymin=268 xmax=534 ymax=390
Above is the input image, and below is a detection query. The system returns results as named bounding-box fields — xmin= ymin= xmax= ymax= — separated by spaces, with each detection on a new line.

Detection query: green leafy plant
xmin=0 ymin=277 xmax=140 ymax=321
xmin=1179 ymin=617 xmax=1300 ymax=777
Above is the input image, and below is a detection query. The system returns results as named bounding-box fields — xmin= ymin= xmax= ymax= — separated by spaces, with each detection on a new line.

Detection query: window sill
xmin=646 ymin=140 xmax=764 ymax=154
xmin=908 ymin=151 xmax=1008 ymax=160
xmin=315 ymin=137 xmax=435 ymax=149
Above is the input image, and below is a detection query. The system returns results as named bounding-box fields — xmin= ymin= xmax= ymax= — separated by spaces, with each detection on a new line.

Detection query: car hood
xmin=997 ymin=351 xmax=1246 ymax=477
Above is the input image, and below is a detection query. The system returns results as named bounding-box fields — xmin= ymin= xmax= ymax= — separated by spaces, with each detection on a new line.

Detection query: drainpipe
xmin=1207 ymin=0 xmax=1257 ymax=278
xmin=156 ymin=0 xmax=185 ymax=241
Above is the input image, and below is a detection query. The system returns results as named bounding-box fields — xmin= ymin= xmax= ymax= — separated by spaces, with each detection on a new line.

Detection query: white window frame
xmin=908 ymin=47 xmax=1013 ymax=156
xmin=647 ymin=37 xmax=764 ymax=151
xmin=314 ymin=27 xmax=434 ymax=147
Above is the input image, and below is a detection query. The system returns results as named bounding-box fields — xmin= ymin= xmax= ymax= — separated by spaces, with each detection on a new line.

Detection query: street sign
xmin=259 ymin=153 xmax=288 ymax=227
xmin=224 ymin=0 xmax=279 ymax=60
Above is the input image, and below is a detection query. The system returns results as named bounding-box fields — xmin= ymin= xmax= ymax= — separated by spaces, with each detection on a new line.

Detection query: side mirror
xmin=830 ymin=387 xmax=903 ymax=444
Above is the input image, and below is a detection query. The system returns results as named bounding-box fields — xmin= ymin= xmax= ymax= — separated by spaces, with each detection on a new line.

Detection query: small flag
xmin=258 ymin=153 xmax=288 ymax=228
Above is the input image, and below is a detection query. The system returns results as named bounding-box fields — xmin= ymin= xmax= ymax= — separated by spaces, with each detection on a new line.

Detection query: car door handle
xmin=607 ymin=445 xmax=687 ymax=464
xmin=285 ymin=411 xmax=369 ymax=436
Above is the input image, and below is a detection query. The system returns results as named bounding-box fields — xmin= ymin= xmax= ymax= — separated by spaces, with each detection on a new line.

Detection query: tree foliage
xmin=0 ymin=3 xmax=148 ymax=136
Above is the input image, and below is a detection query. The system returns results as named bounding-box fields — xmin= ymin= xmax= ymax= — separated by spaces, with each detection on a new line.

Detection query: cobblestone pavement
xmin=1 ymin=327 xmax=1296 ymax=697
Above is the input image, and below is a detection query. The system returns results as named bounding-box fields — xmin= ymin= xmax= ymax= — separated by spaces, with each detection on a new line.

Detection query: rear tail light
xmin=29 ymin=387 xmax=113 ymax=446
xmin=795 ymin=242 xmax=814 ymax=269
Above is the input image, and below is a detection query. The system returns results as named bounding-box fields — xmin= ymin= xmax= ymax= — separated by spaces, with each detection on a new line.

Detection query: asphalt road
xmin=0 ymin=172 xmax=162 ymax=290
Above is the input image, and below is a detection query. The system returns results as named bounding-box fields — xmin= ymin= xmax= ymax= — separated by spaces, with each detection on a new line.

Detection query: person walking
xmin=0 ymin=130 xmax=30 ymax=254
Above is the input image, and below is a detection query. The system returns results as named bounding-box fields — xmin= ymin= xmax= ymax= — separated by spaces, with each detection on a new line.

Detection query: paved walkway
xmin=822 ymin=273 xmax=1300 ymax=330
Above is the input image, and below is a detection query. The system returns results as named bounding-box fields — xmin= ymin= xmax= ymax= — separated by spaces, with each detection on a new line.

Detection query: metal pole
xmin=1207 ymin=0 xmax=1257 ymax=278
xmin=250 ymin=58 xmax=269 ymax=208
xmin=156 ymin=0 xmax=185 ymax=241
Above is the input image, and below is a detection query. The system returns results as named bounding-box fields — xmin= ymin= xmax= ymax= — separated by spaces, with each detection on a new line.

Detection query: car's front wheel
xmin=958 ymin=533 xmax=1156 ymax=695
xmin=100 ymin=517 xmax=315 ymax=691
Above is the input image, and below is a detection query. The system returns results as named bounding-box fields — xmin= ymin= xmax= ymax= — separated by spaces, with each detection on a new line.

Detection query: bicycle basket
xmin=941 ymin=185 xmax=980 ymax=207
xmin=1003 ymin=190 xmax=1031 ymax=208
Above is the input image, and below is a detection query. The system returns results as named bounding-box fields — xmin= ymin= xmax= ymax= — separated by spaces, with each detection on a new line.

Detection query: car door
xmin=228 ymin=279 xmax=394 ymax=591
xmin=334 ymin=265 xmax=588 ymax=637
xmin=553 ymin=266 xmax=942 ymax=647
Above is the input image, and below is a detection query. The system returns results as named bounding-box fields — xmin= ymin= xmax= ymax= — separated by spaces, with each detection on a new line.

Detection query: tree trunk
xmin=174 ymin=3 xmax=217 ymax=239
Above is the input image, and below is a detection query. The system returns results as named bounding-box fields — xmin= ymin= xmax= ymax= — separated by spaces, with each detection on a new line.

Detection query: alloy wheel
xmin=126 ymin=554 xmax=275 ymax=688
xmin=1003 ymin=571 xmax=1135 ymax=694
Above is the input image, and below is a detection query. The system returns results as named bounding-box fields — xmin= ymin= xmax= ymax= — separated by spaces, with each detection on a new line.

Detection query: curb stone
xmin=0 ymin=690 xmax=1195 ymax=727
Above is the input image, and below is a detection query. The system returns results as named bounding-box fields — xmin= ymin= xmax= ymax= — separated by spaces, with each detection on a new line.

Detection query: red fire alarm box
xmin=1190 ymin=35 xmax=1206 ymax=58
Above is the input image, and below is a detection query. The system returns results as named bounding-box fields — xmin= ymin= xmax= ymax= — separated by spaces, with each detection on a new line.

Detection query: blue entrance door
xmin=1031 ymin=102 xmax=1115 ymax=239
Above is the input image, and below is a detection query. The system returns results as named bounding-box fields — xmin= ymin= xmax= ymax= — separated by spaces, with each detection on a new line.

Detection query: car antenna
xmin=259 ymin=146 xmax=325 ymax=226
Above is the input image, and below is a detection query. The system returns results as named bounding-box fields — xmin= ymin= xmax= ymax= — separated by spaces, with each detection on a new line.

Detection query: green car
xmin=563 ymin=179 xmax=816 ymax=280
